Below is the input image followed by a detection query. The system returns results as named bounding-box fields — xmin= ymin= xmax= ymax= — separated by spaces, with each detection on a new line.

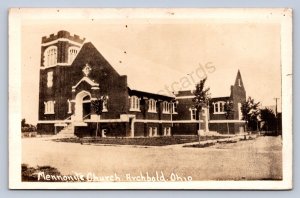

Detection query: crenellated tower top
xmin=40 ymin=30 xmax=85 ymax=68
xmin=41 ymin=30 xmax=85 ymax=44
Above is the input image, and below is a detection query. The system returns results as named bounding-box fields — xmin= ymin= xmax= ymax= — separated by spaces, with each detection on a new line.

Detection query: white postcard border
xmin=9 ymin=8 xmax=293 ymax=189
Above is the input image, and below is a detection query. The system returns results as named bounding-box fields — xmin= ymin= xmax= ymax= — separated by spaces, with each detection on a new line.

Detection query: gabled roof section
xmin=72 ymin=76 xmax=99 ymax=89
xmin=71 ymin=42 xmax=121 ymax=77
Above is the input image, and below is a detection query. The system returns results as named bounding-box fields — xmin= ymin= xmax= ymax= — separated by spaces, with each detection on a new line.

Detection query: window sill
xmin=102 ymin=109 xmax=108 ymax=112
xmin=148 ymin=110 xmax=157 ymax=113
xmin=213 ymin=112 xmax=225 ymax=115
xmin=44 ymin=112 xmax=55 ymax=115
xmin=44 ymin=63 xmax=58 ymax=68
xmin=129 ymin=109 xmax=141 ymax=112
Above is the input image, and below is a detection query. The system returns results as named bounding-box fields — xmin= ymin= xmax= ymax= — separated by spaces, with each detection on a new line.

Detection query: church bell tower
xmin=38 ymin=30 xmax=85 ymax=123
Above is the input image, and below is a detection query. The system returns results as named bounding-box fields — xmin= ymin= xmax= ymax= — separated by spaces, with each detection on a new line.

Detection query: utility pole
xmin=274 ymin=97 xmax=280 ymax=136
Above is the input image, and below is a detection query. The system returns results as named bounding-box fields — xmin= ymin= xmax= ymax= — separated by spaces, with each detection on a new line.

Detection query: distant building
xmin=37 ymin=30 xmax=246 ymax=137
xmin=172 ymin=70 xmax=246 ymax=135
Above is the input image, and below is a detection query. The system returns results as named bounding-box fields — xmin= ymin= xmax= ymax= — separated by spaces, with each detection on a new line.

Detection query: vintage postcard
xmin=9 ymin=8 xmax=292 ymax=189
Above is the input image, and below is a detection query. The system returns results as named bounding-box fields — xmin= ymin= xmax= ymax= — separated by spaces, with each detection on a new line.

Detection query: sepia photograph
xmin=9 ymin=8 xmax=292 ymax=189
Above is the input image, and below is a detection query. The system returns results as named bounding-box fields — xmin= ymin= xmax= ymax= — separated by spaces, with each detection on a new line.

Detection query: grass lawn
xmin=53 ymin=135 xmax=231 ymax=146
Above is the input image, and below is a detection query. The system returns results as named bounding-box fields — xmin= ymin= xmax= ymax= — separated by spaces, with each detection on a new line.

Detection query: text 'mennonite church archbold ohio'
xmin=37 ymin=30 xmax=246 ymax=137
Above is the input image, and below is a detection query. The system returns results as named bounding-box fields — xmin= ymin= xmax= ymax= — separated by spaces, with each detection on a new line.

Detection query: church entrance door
xmin=74 ymin=91 xmax=91 ymax=121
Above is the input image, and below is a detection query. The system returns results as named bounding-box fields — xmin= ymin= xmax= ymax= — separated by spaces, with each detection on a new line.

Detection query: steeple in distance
xmin=234 ymin=69 xmax=244 ymax=88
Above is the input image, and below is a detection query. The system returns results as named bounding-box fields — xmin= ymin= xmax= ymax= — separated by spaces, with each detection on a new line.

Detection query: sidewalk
xmin=165 ymin=134 xmax=257 ymax=148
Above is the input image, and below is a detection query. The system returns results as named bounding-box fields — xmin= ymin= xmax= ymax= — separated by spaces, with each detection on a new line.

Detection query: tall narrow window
xmin=68 ymin=47 xmax=79 ymax=64
xmin=238 ymin=103 xmax=242 ymax=120
xmin=219 ymin=102 xmax=223 ymax=112
xmin=215 ymin=103 xmax=219 ymax=112
xmin=44 ymin=46 xmax=57 ymax=67
xmin=44 ymin=101 xmax=55 ymax=114
xmin=102 ymin=100 xmax=108 ymax=112
xmin=167 ymin=127 xmax=171 ymax=136
xmin=148 ymin=99 xmax=157 ymax=113
xmin=47 ymin=71 xmax=53 ymax=88
xmin=153 ymin=127 xmax=158 ymax=136
xmin=67 ymin=99 xmax=72 ymax=114
xmin=129 ymin=96 xmax=140 ymax=111
xmin=149 ymin=127 xmax=153 ymax=137
xmin=172 ymin=102 xmax=178 ymax=113
xmin=191 ymin=108 xmax=197 ymax=120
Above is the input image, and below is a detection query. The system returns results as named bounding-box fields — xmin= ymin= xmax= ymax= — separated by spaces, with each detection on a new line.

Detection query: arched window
xmin=148 ymin=99 xmax=157 ymax=113
xmin=44 ymin=46 xmax=57 ymax=67
xmin=68 ymin=47 xmax=79 ymax=64
xmin=129 ymin=96 xmax=140 ymax=111
xmin=162 ymin=101 xmax=170 ymax=113
xmin=44 ymin=101 xmax=55 ymax=114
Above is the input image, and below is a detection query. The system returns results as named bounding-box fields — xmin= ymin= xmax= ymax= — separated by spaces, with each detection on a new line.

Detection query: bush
xmin=22 ymin=164 xmax=61 ymax=182
xmin=21 ymin=119 xmax=37 ymax=132
xmin=21 ymin=126 xmax=37 ymax=132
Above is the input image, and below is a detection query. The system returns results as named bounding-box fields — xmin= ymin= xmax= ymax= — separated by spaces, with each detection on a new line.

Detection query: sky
xmin=21 ymin=18 xmax=282 ymax=125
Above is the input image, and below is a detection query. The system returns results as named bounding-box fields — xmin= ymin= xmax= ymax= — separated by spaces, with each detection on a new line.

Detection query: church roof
xmin=76 ymin=42 xmax=176 ymax=98
xmin=76 ymin=41 xmax=244 ymax=99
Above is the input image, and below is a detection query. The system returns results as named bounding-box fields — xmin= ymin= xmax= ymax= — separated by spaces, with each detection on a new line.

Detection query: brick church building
xmin=37 ymin=30 xmax=246 ymax=137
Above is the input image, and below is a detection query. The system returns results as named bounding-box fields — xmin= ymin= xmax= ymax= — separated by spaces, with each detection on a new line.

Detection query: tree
xmin=260 ymin=108 xmax=277 ymax=132
xmin=91 ymin=98 xmax=103 ymax=137
xmin=241 ymin=97 xmax=260 ymax=133
xmin=21 ymin=119 xmax=26 ymax=127
xmin=192 ymin=77 xmax=210 ymax=144
xmin=224 ymin=100 xmax=234 ymax=134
